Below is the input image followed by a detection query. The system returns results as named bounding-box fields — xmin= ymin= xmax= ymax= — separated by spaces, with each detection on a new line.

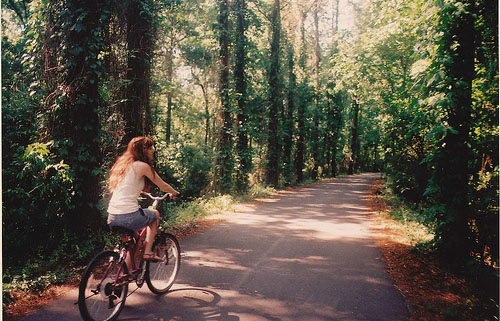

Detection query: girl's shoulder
xmin=132 ymin=161 xmax=151 ymax=175
xmin=132 ymin=160 xmax=148 ymax=169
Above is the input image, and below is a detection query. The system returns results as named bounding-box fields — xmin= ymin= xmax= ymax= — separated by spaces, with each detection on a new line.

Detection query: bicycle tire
xmin=78 ymin=250 xmax=129 ymax=321
xmin=146 ymin=233 xmax=181 ymax=294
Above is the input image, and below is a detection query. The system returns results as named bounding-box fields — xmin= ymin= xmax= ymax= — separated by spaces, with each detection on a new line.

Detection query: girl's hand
xmin=170 ymin=191 xmax=180 ymax=199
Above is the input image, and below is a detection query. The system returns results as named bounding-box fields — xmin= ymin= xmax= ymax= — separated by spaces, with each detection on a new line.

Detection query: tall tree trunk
xmin=333 ymin=0 xmax=339 ymax=32
xmin=266 ymin=0 xmax=282 ymax=187
xmin=50 ymin=0 xmax=106 ymax=232
xmin=432 ymin=0 xmax=476 ymax=265
xmin=215 ymin=0 xmax=233 ymax=194
xmin=283 ymin=45 xmax=296 ymax=185
xmin=198 ymin=83 xmax=210 ymax=146
xmin=235 ymin=0 xmax=251 ymax=192
xmin=295 ymin=9 xmax=308 ymax=183
xmin=348 ymin=100 xmax=360 ymax=175
xmin=123 ymin=0 xmax=153 ymax=144
xmin=326 ymin=83 xmax=342 ymax=177
xmin=311 ymin=1 xmax=322 ymax=178
xmin=165 ymin=42 xmax=174 ymax=145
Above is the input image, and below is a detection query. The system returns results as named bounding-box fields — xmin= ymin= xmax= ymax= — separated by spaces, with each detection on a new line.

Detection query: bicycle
xmin=77 ymin=193 xmax=181 ymax=321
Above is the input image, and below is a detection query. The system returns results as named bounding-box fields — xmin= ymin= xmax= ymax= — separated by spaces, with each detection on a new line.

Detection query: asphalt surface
xmin=20 ymin=173 xmax=409 ymax=321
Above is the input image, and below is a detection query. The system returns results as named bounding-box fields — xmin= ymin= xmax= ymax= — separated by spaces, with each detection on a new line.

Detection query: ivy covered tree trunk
xmin=294 ymin=9 xmax=309 ymax=183
xmin=283 ymin=45 xmax=296 ymax=185
xmin=265 ymin=0 xmax=282 ymax=188
xmin=50 ymin=0 xmax=107 ymax=232
xmin=235 ymin=0 xmax=251 ymax=193
xmin=215 ymin=0 xmax=233 ymax=194
xmin=325 ymin=82 xmax=342 ymax=177
xmin=348 ymin=100 xmax=360 ymax=175
xmin=431 ymin=0 xmax=476 ymax=265
xmin=165 ymin=44 xmax=174 ymax=145
xmin=310 ymin=0 xmax=322 ymax=179
xmin=123 ymin=0 xmax=154 ymax=144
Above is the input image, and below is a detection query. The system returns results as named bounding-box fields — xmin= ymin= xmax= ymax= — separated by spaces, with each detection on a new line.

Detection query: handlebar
xmin=141 ymin=192 xmax=171 ymax=209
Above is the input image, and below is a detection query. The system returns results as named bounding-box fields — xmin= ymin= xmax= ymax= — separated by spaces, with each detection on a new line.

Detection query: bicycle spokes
xmin=78 ymin=251 xmax=129 ymax=321
xmin=146 ymin=233 xmax=181 ymax=294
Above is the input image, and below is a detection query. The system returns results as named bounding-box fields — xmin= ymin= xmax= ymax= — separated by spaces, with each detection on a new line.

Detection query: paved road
xmin=21 ymin=173 xmax=409 ymax=321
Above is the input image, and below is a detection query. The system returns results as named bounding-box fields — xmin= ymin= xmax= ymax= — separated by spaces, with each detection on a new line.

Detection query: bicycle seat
xmin=110 ymin=226 xmax=136 ymax=239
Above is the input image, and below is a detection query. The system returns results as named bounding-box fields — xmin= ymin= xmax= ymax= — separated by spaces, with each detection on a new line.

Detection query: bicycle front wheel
xmin=78 ymin=250 xmax=128 ymax=321
xmin=146 ymin=233 xmax=181 ymax=294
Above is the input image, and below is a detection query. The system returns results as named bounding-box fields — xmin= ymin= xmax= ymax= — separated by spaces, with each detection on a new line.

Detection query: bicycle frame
xmin=112 ymin=192 xmax=171 ymax=287
xmin=115 ymin=227 xmax=148 ymax=286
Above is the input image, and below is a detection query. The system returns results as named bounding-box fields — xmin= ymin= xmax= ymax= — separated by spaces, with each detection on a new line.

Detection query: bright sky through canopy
xmin=337 ymin=0 xmax=357 ymax=30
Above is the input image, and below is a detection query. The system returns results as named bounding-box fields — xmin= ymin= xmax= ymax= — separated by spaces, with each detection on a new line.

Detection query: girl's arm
xmin=135 ymin=161 xmax=180 ymax=198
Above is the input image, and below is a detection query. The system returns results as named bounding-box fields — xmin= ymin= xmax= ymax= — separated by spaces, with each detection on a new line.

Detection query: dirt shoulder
xmin=367 ymin=179 xmax=494 ymax=321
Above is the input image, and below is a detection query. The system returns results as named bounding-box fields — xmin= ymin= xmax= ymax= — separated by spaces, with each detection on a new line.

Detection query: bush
xmin=3 ymin=142 xmax=75 ymax=270
xmin=156 ymin=142 xmax=213 ymax=199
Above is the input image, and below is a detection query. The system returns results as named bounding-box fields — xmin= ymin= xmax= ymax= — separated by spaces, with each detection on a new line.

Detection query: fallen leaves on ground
xmin=367 ymin=179 xmax=492 ymax=321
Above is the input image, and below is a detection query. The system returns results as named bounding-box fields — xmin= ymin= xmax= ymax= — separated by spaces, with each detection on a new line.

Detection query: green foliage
xmin=162 ymin=194 xmax=234 ymax=227
xmin=3 ymin=269 xmax=70 ymax=306
xmin=160 ymin=182 xmax=275 ymax=228
xmin=380 ymin=179 xmax=435 ymax=245
xmin=3 ymin=142 xmax=75 ymax=267
xmin=2 ymin=140 xmax=107 ymax=306
xmin=157 ymin=142 xmax=213 ymax=199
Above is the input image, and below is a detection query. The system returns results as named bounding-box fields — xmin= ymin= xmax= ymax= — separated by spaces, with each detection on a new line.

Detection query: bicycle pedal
xmin=108 ymin=295 xmax=117 ymax=309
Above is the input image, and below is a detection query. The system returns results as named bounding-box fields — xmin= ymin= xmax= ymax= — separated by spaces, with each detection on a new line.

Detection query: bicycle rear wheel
xmin=146 ymin=233 xmax=180 ymax=294
xmin=78 ymin=250 xmax=128 ymax=321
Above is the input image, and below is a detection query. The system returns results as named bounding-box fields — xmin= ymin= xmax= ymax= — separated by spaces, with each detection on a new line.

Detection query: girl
xmin=107 ymin=136 xmax=179 ymax=261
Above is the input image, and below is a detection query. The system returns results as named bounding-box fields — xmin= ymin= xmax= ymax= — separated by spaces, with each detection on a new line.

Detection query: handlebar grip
xmin=141 ymin=192 xmax=171 ymax=200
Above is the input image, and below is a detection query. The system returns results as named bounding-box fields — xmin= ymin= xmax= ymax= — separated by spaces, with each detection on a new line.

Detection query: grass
xmin=376 ymin=182 xmax=435 ymax=247
xmin=161 ymin=184 xmax=276 ymax=228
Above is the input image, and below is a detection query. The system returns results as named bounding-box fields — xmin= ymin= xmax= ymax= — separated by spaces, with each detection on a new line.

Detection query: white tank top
xmin=108 ymin=162 xmax=145 ymax=214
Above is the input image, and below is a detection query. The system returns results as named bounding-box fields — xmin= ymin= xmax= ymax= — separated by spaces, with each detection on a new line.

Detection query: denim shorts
xmin=107 ymin=208 xmax=158 ymax=232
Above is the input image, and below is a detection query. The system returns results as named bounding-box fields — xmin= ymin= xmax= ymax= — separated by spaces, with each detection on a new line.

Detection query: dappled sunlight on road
xmin=183 ymin=249 xmax=250 ymax=272
xmin=281 ymin=219 xmax=372 ymax=240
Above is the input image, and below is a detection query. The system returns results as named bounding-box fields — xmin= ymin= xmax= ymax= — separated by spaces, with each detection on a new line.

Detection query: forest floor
xmin=3 ymin=178 xmax=496 ymax=320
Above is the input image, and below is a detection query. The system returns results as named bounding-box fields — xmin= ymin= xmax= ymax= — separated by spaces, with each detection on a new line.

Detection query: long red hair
xmin=109 ymin=136 xmax=155 ymax=192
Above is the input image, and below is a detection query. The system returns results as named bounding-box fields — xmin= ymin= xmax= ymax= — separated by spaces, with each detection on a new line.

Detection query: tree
xmin=467 ymin=0 xmax=499 ymax=268
xmin=283 ymin=44 xmax=297 ymax=185
xmin=235 ymin=0 xmax=251 ymax=192
xmin=155 ymin=0 xmax=194 ymax=145
xmin=123 ymin=0 xmax=155 ymax=144
xmin=348 ymin=99 xmax=360 ymax=174
xmin=215 ymin=0 xmax=234 ymax=194
xmin=47 ymin=0 xmax=107 ymax=233
xmin=294 ymin=4 xmax=311 ymax=183
xmin=265 ymin=0 xmax=282 ymax=187
xmin=310 ymin=0 xmax=324 ymax=179
xmin=324 ymin=82 xmax=343 ymax=177
xmin=426 ymin=0 xmax=476 ymax=265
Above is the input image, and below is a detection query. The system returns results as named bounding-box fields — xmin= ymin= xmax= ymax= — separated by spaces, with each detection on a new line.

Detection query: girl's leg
xmin=144 ymin=210 xmax=160 ymax=255
xmin=125 ymin=251 xmax=133 ymax=271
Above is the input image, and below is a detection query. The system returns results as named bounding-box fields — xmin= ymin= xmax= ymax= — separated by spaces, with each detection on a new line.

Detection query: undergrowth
xmin=377 ymin=182 xmax=435 ymax=248
xmin=377 ymin=178 xmax=499 ymax=320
